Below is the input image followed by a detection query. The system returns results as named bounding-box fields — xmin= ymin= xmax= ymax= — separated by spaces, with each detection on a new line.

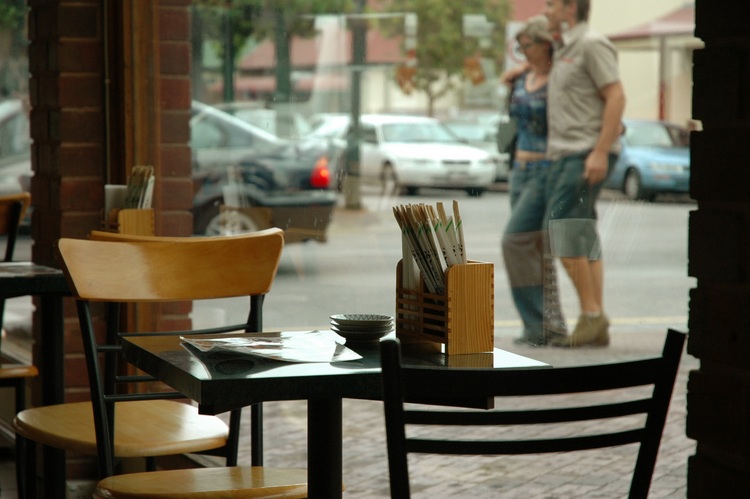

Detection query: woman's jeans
xmin=502 ymin=160 xmax=566 ymax=342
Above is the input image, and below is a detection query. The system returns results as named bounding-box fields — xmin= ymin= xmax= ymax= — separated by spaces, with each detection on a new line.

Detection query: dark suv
xmin=190 ymin=101 xmax=340 ymax=242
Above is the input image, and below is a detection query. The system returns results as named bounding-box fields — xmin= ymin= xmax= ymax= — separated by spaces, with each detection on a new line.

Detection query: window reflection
xmin=0 ymin=2 xmax=30 ymax=199
xmin=0 ymin=1 xmax=694 ymax=348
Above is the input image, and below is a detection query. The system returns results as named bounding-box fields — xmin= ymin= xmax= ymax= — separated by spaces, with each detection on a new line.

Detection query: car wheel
xmin=466 ymin=187 xmax=485 ymax=197
xmin=205 ymin=210 xmax=260 ymax=236
xmin=623 ymin=169 xmax=653 ymax=201
xmin=195 ymin=201 xmax=261 ymax=236
xmin=380 ymin=163 xmax=399 ymax=196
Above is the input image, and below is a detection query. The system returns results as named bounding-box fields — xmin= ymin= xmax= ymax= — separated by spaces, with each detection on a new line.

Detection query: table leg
xmin=39 ymin=294 xmax=64 ymax=405
xmin=307 ymin=397 xmax=343 ymax=499
xmin=39 ymin=294 xmax=66 ymax=497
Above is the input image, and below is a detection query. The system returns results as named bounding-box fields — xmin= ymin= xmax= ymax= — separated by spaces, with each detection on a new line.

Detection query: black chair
xmin=0 ymin=192 xmax=31 ymax=325
xmin=380 ymin=329 xmax=686 ymax=499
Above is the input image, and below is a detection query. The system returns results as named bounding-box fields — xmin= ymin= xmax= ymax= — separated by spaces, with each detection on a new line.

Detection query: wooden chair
xmin=380 ymin=329 xmax=687 ymax=499
xmin=0 ymin=192 xmax=35 ymax=498
xmin=87 ymin=229 xmax=264 ymax=468
xmin=15 ymin=228 xmax=308 ymax=498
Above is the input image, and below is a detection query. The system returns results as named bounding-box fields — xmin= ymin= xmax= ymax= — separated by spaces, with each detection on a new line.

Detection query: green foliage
xmin=192 ymin=0 xmax=260 ymax=60
xmin=379 ymin=0 xmax=511 ymax=106
xmin=0 ymin=1 xmax=24 ymax=31
xmin=193 ymin=0 xmax=354 ymax=62
xmin=251 ymin=0 xmax=354 ymax=40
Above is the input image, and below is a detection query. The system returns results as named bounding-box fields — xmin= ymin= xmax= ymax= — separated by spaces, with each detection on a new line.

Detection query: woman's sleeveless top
xmin=508 ymin=72 xmax=548 ymax=153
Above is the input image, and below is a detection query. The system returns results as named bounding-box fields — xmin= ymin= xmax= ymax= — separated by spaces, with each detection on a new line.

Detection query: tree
xmin=192 ymin=0 xmax=354 ymax=103
xmin=0 ymin=0 xmax=27 ymax=97
xmin=380 ymin=0 xmax=512 ymax=116
xmin=0 ymin=1 xmax=24 ymax=31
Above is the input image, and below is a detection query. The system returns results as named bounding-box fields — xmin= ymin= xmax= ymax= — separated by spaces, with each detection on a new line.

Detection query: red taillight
xmin=310 ymin=157 xmax=331 ymax=188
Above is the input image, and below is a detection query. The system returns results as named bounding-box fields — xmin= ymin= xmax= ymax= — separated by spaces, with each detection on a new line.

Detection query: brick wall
xmin=687 ymin=0 xmax=750 ymax=496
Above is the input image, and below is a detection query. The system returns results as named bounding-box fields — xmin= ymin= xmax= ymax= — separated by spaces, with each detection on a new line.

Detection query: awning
xmin=207 ymin=73 xmax=348 ymax=97
xmin=607 ymin=4 xmax=702 ymax=51
xmin=606 ymin=3 xmax=702 ymax=120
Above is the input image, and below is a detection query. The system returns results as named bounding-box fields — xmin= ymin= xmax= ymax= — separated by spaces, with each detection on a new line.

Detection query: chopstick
xmin=394 ymin=201 xmax=468 ymax=293
xmin=453 ymin=200 xmax=467 ymax=264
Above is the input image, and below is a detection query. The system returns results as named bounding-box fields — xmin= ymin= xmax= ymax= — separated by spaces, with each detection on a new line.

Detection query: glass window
xmin=360 ymin=125 xmax=377 ymax=144
xmin=0 ymin=3 xmax=31 ymax=198
xmin=625 ymin=121 xmax=676 ymax=148
xmin=187 ymin=2 xmax=693 ymax=355
xmin=1 ymin=2 xmax=700 ymax=495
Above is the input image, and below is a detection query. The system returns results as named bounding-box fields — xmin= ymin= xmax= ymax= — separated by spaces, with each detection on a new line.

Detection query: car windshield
xmin=445 ymin=122 xmax=489 ymax=141
xmin=307 ymin=118 xmax=348 ymax=139
xmin=191 ymin=105 xmax=283 ymax=157
xmin=381 ymin=121 xmax=460 ymax=143
xmin=626 ymin=122 xmax=680 ymax=148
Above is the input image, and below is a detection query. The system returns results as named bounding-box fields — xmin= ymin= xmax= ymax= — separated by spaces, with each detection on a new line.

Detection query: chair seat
xmin=0 ymin=363 xmax=38 ymax=380
xmin=94 ymin=466 xmax=309 ymax=499
xmin=14 ymin=399 xmax=228 ymax=457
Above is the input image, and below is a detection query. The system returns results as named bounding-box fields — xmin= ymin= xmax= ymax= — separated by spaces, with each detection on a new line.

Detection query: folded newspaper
xmin=181 ymin=330 xmax=362 ymax=363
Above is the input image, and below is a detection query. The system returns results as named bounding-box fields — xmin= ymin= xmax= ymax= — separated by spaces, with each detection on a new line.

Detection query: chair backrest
xmin=56 ymin=228 xmax=284 ymax=476
xmin=0 ymin=192 xmax=31 ymax=355
xmin=0 ymin=191 xmax=30 ymax=262
xmin=380 ymin=329 xmax=686 ymax=499
xmin=65 ymin=228 xmax=282 ymax=301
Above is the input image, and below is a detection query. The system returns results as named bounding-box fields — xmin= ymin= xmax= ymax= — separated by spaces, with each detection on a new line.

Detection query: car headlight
xmin=478 ymin=157 xmax=495 ymax=167
xmin=648 ymin=162 xmax=686 ymax=173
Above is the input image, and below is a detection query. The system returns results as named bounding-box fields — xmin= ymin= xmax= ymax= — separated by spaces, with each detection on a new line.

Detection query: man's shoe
xmin=551 ymin=313 xmax=609 ymax=347
xmin=543 ymin=316 xmax=568 ymax=337
xmin=513 ymin=335 xmax=548 ymax=347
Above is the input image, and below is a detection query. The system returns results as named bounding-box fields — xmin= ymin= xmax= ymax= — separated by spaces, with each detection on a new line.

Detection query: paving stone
xmin=247 ymin=330 xmax=696 ymax=497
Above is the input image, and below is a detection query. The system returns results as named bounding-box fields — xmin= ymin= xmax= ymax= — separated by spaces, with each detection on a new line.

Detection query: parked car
xmin=212 ymin=102 xmax=313 ymax=140
xmin=443 ymin=117 xmax=510 ymax=182
xmin=190 ymin=101 xmax=340 ymax=242
xmin=604 ymin=119 xmax=690 ymax=201
xmin=0 ymin=99 xmax=340 ymax=241
xmin=308 ymin=114 xmax=496 ymax=196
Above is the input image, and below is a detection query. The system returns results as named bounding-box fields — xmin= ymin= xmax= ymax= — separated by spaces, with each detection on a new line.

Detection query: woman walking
xmin=501 ymin=16 xmax=567 ymax=346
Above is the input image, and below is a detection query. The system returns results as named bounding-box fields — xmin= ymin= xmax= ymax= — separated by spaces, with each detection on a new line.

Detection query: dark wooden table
xmin=0 ymin=261 xmax=70 ymax=497
xmin=122 ymin=331 xmax=548 ymax=499
xmin=0 ymin=262 xmax=70 ymax=405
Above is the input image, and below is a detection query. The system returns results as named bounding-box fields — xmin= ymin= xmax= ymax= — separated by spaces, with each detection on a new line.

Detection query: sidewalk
xmin=0 ymin=328 xmax=694 ymax=498
xmin=251 ymin=329 xmax=695 ymax=498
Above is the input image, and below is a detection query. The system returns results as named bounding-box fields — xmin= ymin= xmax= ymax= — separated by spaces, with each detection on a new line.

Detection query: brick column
xmin=688 ymin=0 xmax=750 ymax=496
xmin=28 ymin=0 xmax=193 ymax=400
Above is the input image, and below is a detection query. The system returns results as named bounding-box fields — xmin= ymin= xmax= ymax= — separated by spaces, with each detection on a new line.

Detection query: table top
xmin=122 ymin=331 xmax=549 ymax=415
xmin=0 ymin=261 xmax=69 ymax=296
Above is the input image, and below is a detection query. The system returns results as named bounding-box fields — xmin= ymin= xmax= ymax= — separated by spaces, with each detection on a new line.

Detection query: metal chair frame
xmin=380 ymin=329 xmax=687 ymax=499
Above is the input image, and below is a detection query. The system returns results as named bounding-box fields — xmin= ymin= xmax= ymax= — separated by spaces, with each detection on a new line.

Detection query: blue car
xmin=605 ymin=119 xmax=690 ymax=201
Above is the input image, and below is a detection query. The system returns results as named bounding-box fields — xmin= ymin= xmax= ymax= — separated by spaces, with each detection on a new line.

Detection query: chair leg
xmin=251 ymin=403 xmax=263 ymax=466
xmin=226 ymin=409 xmax=241 ymax=466
xmin=13 ymin=378 xmax=29 ymax=499
xmin=20 ymin=437 xmax=36 ymax=499
xmin=42 ymin=445 xmax=66 ymax=498
xmin=15 ymin=433 xmax=27 ymax=499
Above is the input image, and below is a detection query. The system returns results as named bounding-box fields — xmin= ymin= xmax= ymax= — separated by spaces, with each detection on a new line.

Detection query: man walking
xmin=544 ymin=0 xmax=626 ymax=347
